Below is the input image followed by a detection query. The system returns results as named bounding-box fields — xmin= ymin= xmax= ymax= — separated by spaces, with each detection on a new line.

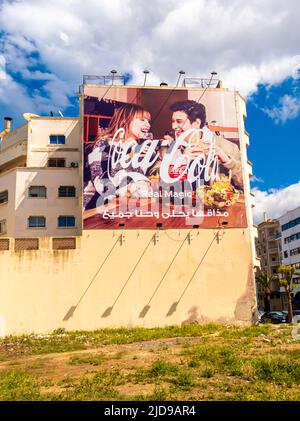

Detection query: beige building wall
xmin=0 ymin=228 xmax=256 ymax=336
xmin=0 ymin=171 xmax=16 ymax=236
xmin=0 ymin=117 xmax=81 ymax=237
xmin=27 ymin=118 xmax=80 ymax=168
xmin=14 ymin=168 xmax=81 ymax=237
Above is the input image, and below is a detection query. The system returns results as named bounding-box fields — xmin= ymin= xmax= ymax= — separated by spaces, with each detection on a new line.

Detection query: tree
xmin=277 ymin=265 xmax=296 ymax=323
xmin=255 ymin=271 xmax=276 ymax=312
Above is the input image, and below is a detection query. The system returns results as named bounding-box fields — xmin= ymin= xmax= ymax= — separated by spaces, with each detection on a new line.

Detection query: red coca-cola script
xmin=169 ymin=164 xmax=187 ymax=181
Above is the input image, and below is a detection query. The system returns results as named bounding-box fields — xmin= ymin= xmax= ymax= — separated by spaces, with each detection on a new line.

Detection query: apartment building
xmin=0 ymin=116 xmax=81 ymax=240
xmin=0 ymin=80 xmax=259 ymax=335
xmin=279 ymin=206 xmax=300 ymax=269
xmin=278 ymin=206 xmax=300 ymax=308
xmin=255 ymin=215 xmax=282 ymax=310
xmin=255 ymin=215 xmax=281 ymax=276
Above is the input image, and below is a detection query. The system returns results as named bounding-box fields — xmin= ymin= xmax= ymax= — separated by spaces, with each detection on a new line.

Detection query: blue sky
xmin=247 ymin=77 xmax=300 ymax=190
xmin=1 ymin=0 xmax=300 ymax=223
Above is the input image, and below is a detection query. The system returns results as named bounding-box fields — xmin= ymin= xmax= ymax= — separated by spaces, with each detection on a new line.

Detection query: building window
xmin=0 ymin=190 xmax=8 ymax=204
xmin=47 ymin=158 xmax=65 ymax=167
xmin=49 ymin=135 xmax=65 ymax=145
xmin=58 ymin=216 xmax=75 ymax=228
xmin=284 ymin=251 xmax=289 ymax=258
xmin=29 ymin=186 xmax=47 ymax=198
xmin=0 ymin=220 xmax=7 ymax=234
xmin=284 ymin=232 xmax=300 ymax=244
xmin=290 ymin=247 xmax=300 ymax=256
xmin=282 ymin=217 xmax=300 ymax=231
xmin=58 ymin=186 xmax=76 ymax=197
xmin=28 ymin=216 xmax=46 ymax=228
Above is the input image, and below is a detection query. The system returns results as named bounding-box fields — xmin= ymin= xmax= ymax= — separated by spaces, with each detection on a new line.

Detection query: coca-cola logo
xmin=104 ymin=127 xmax=219 ymax=187
xmin=169 ymin=164 xmax=187 ymax=180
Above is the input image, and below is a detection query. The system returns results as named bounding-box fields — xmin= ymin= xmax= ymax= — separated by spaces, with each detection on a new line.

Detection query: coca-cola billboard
xmin=83 ymin=86 xmax=247 ymax=229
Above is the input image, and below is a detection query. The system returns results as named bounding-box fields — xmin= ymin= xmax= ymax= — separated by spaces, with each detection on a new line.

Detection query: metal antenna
xmin=99 ymin=70 xmax=117 ymax=101
xmin=143 ymin=70 xmax=150 ymax=86
xmin=196 ymin=70 xmax=218 ymax=103
xmin=208 ymin=71 xmax=217 ymax=87
xmin=150 ymin=70 xmax=185 ymax=126
xmin=176 ymin=70 xmax=185 ymax=87
xmin=110 ymin=69 xmax=117 ymax=85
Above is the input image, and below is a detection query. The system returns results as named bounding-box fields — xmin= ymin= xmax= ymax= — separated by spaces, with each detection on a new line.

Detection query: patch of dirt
xmin=0 ymin=327 xmax=298 ymax=400
xmin=115 ymin=383 xmax=154 ymax=397
xmin=0 ymin=337 xmax=193 ymax=384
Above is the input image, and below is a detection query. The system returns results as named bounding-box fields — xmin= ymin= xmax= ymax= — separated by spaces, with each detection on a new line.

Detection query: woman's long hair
xmin=97 ymin=103 xmax=151 ymax=141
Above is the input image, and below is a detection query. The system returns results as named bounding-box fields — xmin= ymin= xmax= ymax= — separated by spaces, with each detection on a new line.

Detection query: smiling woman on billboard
xmin=84 ymin=102 xmax=157 ymax=209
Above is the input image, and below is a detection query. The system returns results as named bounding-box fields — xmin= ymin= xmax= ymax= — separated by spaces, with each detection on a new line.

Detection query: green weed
xmin=0 ymin=369 xmax=41 ymax=401
xmin=253 ymin=357 xmax=300 ymax=385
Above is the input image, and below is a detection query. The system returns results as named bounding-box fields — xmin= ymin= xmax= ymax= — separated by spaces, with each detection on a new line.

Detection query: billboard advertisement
xmin=83 ymin=86 xmax=247 ymax=229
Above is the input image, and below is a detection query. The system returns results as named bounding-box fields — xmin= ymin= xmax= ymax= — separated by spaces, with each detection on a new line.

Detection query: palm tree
xmin=277 ymin=265 xmax=296 ymax=323
xmin=255 ymin=271 xmax=276 ymax=312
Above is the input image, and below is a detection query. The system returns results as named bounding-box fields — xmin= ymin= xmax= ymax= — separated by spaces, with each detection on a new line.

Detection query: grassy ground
xmin=0 ymin=323 xmax=300 ymax=401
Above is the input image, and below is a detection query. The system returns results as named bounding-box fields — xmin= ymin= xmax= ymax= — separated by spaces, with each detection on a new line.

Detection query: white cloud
xmin=263 ymin=94 xmax=300 ymax=124
xmin=223 ymin=56 xmax=300 ymax=97
xmin=250 ymin=175 xmax=264 ymax=183
xmin=0 ymin=55 xmax=6 ymax=80
xmin=0 ymin=74 xmax=37 ymax=121
xmin=0 ymin=0 xmax=300 ymax=116
xmin=252 ymin=182 xmax=300 ymax=224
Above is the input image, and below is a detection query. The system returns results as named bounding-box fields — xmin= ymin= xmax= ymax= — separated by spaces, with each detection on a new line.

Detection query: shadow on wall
xmin=181 ymin=306 xmax=201 ymax=325
xmin=63 ymin=231 xmax=222 ymax=323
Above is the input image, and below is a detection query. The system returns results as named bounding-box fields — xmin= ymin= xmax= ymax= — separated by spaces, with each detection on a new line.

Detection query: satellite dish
xmin=23 ymin=113 xmax=40 ymax=121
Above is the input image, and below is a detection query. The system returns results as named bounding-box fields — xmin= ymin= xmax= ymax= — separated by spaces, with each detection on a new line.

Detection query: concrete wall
xmin=0 ymin=228 xmax=257 ymax=336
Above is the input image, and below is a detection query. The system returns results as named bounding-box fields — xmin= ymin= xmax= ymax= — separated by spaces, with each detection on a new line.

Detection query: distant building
xmin=278 ymin=206 xmax=300 ymax=309
xmin=255 ymin=214 xmax=282 ymax=310
xmin=279 ymin=206 xmax=300 ymax=269
xmin=255 ymin=214 xmax=281 ymax=276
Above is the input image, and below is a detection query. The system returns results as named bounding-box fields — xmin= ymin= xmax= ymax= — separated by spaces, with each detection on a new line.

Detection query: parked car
xmin=261 ymin=311 xmax=286 ymax=324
